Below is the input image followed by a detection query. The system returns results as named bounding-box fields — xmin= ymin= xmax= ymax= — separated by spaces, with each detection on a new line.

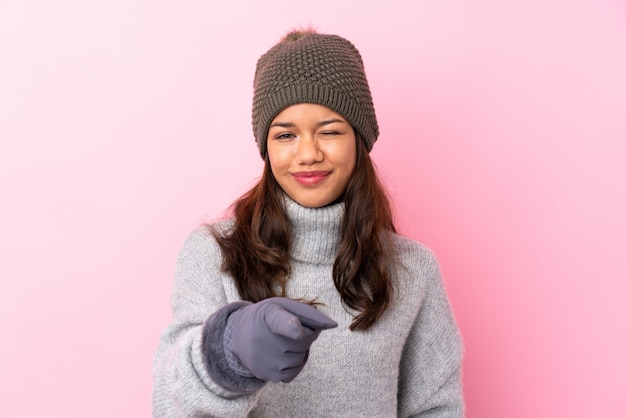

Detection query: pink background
xmin=1 ymin=1 xmax=625 ymax=417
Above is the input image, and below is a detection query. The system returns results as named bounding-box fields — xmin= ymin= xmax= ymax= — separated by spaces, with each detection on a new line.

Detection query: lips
xmin=291 ymin=171 xmax=330 ymax=186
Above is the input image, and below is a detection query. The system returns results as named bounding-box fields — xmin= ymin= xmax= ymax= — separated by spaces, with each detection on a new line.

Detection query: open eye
xmin=274 ymin=132 xmax=297 ymax=140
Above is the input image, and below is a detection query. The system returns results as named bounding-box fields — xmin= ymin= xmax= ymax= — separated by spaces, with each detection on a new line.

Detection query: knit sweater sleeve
xmin=398 ymin=247 xmax=465 ymax=418
xmin=152 ymin=226 xmax=264 ymax=417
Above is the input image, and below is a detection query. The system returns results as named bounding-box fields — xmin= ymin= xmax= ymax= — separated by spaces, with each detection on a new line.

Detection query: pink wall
xmin=1 ymin=1 xmax=625 ymax=417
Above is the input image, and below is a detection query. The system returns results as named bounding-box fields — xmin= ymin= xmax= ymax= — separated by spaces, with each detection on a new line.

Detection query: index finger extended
xmin=266 ymin=297 xmax=338 ymax=334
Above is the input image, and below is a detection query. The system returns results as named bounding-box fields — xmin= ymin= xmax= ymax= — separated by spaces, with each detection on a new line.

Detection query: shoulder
xmin=172 ymin=219 xmax=238 ymax=299
xmin=182 ymin=219 xmax=234 ymax=248
xmin=386 ymin=232 xmax=439 ymax=275
xmin=176 ymin=219 xmax=235 ymax=269
xmin=383 ymin=231 xmax=449 ymax=303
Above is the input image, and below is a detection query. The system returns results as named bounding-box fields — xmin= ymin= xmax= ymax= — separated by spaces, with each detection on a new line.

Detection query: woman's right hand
xmin=225 ymin=297 xmax=337 ymax=383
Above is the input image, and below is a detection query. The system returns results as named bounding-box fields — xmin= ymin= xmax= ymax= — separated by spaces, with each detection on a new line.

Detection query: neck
xmin=284 ymin=197 xmax=344 ymax=265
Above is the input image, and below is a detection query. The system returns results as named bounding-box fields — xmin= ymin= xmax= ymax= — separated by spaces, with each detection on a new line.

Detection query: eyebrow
xmin=269 ymin=119 xmax=347 ymax=129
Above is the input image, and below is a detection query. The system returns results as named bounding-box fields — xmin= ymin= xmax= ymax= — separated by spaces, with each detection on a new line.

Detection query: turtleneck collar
xmin=284 ymin=196 xmax=344 ymax=265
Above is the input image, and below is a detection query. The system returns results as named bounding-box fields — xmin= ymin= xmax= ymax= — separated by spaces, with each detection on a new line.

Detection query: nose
xmin=295 ymin=134 xmax=323 ymax=165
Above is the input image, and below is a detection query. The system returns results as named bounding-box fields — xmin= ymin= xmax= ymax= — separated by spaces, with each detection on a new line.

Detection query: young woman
xmin=152 ymin=29 xmax=464 ymax=417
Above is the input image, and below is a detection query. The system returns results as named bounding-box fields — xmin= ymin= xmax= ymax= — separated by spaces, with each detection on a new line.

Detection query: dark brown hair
xmin=213 ymin=137 xmax=396 ymax=330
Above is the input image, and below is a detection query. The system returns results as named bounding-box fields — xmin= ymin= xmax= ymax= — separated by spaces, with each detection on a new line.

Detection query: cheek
xmin=267 ymin=147 xmax=284 ymax=173
xmin=337 ymin=142 xmax=357 ymax=172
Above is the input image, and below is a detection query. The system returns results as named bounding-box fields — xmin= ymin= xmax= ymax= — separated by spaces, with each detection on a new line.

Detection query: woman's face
xmin=267 ymin=103 xmax=357 ymax=208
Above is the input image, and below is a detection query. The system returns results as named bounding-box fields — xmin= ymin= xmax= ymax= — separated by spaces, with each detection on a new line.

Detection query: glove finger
xmin=264 ymin=363 xmax=305 ymax=383
xmin=264 ymin=303 xmax=308 ymax=340
xmin=267 ymin=297 xmax=338 ymax=331
xmin=254 ymin=351 xmax=308 ymax=383
xmin=276 ymin=351 xmax=310 ymax=383
xmin=276 ymin=328 xmax=322 ymax=353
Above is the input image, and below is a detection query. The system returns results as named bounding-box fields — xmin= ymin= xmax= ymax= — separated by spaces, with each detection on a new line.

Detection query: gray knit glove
xmin=224 ymin=297 xmax=337 ymax=383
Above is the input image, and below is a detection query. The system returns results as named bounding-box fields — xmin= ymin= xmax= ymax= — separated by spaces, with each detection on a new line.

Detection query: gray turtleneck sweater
xmin=152 ymin=199 xmax=464 ymax=417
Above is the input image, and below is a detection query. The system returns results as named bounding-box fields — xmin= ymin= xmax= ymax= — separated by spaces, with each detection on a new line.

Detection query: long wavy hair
xmin=212 ymin=136 xmax=397 ymax=331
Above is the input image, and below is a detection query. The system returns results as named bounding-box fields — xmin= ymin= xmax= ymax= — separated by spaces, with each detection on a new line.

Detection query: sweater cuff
xmin=202 ymin=301 xmax=266 ymax=394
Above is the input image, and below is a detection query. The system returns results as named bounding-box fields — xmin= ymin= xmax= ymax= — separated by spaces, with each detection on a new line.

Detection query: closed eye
xmin=317 ymin=131 xmax=344 ymax=138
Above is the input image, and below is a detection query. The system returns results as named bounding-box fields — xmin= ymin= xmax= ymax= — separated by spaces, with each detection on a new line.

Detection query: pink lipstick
xmin=292 ymin=171 xmax=330 ymax=186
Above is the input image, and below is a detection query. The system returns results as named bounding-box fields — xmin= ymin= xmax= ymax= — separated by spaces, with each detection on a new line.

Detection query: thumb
xmin=263 ymin=303 xmax=308 ymax=340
